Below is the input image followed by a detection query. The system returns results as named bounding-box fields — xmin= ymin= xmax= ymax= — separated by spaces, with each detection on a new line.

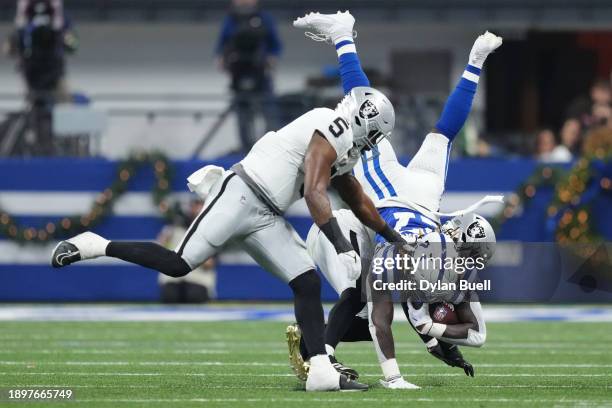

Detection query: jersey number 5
xmin=329 ymin=117 xmax=349 ymax=138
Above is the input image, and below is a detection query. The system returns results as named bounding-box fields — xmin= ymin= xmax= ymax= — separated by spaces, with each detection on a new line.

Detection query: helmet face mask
xmin=442 ymin=213 xmax=496 ymax=266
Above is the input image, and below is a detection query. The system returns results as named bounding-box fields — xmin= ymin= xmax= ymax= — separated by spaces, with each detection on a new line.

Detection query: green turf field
xmin=0 ymin=320 xmax=611 ymax=407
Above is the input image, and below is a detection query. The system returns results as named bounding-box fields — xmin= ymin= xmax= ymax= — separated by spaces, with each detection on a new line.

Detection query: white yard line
xmin=0 ymin=372 xmax=610 ymax=377
xmin=24 ymin=384 xmax=612 ymax=390
xmin=1 ymin=340 xmax=610 ymax=350
xmin=1 ymin=361 xmax=611 ymax=369
xmin=0 ymin=349 xmax=609 ymax=356
xmin=55 ymin=397 xmax=612 ymax=404
xmin=1 ymin=304 xmax=612 ymax=322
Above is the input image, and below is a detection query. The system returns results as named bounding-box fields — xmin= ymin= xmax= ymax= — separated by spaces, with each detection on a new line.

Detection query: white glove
xmin=379 ymin=376 xmax=421 ymax=390
xmin=407 ymin=302 xmax=432 ymax=328
xmin=338 ymin=250 xmax=361 ymax=281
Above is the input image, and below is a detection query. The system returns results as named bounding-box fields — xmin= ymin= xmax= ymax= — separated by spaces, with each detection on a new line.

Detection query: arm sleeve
xmin=335 ymin=41 xmax=370 ymax=94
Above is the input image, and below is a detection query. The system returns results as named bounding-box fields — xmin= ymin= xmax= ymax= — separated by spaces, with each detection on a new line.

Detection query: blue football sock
xmin=435 ymin=64 xmax=481 ymax=141
xmin=335 ymin=39 xmax=370 ymax=94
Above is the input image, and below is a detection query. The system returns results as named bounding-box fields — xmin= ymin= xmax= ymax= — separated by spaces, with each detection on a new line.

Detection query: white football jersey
xmin=352 ymin=133 xmax=451 ymax=224
xmin=239 ymin=108 xmax=354 ymax=213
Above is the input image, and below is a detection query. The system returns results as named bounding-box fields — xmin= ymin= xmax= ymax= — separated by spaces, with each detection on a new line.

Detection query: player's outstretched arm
xmin=304 ymin=132 xmax=364 ymax=280
xmin=434 ymin=31 xmax=502 ymax=142
xmin=332 ymin=173 xmax=405 ymax=243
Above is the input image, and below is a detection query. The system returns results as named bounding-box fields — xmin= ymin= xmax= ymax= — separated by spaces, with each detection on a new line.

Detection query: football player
xmin=290 ymin=11 xmax=501 ymax=388
xmin=50 ymin=38 xmax=408 ymax=390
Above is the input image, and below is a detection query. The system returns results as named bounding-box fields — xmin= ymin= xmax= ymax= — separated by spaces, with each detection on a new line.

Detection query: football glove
xmin=428 ymin=342 xmax=475 ymax=377
xmin=338 ymin=250 xmax=361 ymax=281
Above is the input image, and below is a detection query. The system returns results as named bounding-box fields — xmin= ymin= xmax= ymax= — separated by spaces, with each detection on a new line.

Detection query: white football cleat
xmin=306 ymin=354 xmax=341 ymax=391
xmin=293 ymin=11 xmax=355 ymax=43
xmin=51 ymin=231 xmax=109 ymax=267
xmin=469 ymin=31 xmax=503 ymax=68
xmin=379 ymin=376 xmax=421 ymax=390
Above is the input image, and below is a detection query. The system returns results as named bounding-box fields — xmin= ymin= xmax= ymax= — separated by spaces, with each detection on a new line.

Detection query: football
xmin=429 ymin=302 xmax=459 ymax=324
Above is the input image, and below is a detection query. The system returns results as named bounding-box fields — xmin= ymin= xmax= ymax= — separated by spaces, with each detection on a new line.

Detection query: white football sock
xmin=381 ymin=358 xmax=401 ymax=380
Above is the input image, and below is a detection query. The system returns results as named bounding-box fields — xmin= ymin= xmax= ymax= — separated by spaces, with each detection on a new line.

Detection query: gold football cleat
xmin=285 ymin=323 xmax=310 ymax=381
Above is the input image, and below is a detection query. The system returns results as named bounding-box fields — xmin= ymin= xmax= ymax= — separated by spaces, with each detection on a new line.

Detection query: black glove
xmin=428 ymin=342 xmax=475 ymax=377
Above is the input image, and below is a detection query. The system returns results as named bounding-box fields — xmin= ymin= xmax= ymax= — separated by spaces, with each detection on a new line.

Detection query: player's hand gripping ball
xmin=429 ymin=302 xmax=459 ymax=324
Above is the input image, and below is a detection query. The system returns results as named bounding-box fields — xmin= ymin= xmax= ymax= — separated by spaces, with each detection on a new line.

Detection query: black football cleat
xmin=329 ymin=355 xmax=359 ymax=380
xmin=51 ymin=232 xmax=108 ymax=268
xmin=51 ymin=241 xmax=82 ymax=268
xmin=339 ymin=374 xmax=368 ymax=391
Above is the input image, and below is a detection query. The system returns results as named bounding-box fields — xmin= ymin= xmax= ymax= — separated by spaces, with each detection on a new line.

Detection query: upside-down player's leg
xmin=294 ymin=11 xmax=370 ymax=96
xmin=404 ymin=31 xmax=503 ymax=213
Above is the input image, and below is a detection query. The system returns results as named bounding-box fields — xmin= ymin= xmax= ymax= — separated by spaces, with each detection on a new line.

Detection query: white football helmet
xmin=336 ymin=86 xmax=395 ymax=153
xmin=442 ymin=213 xmax=496 ymax=265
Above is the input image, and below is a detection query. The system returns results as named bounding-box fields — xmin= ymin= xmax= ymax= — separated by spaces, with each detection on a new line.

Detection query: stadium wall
xmin=1 ymin=158 xmax=610 ymax=302
xmin=0 ymin=22 xmax=483 ymax=159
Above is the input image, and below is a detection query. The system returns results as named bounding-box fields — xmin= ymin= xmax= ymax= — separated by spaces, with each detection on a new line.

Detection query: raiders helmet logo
xmin=358 ymin=100 xmax=380 ymax=119
xmin=467 ymin=221 xmax=486 ymax=239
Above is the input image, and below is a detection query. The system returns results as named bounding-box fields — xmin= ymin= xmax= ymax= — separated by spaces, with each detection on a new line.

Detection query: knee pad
xmin=289 ymin=270 xmax=321 ymax=297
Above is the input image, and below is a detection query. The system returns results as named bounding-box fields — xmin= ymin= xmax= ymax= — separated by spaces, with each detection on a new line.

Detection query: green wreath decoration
xmin=494 ymin=128 xmax=611 ymax=246
xmin=0 ymin=151 xmax=178 ymax=244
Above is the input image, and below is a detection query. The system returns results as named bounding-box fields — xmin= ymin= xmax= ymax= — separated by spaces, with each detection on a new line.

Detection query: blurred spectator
xmin=215 ymin=0 xmax=282 ymax=152
xmin=475 ymin=138 xmax=492 ymax=157
xmin=3 ymin=0 xmax=78 ymax=155
xmin=535 ymin=127 xmax=575 ymax=162
xmin=566 ymin=79 xmax=611 ymax=131
xmin=535 ymin=128 xmax=560 ymax=162
xmin=158 ymin=200 xmax=216 ymax=303
xmin=547 ymin=118 xmax=582 ymax=162
xmin=591 ymin=102 xmax=612 ymax=128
